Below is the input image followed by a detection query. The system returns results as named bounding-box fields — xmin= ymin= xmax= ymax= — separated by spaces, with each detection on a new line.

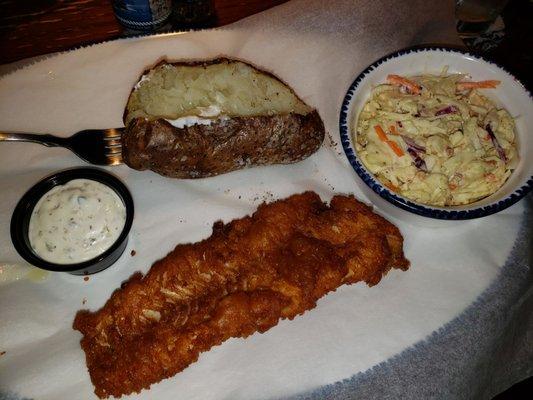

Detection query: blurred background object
xmin=110 ymin=0 xmax=218 ymax=35
xmin=455 ymin=0 xmax=532 ymax=89
xmin=111 ymin=0 xmax=172 ymax=32
xmin=456 ymin=0 xmax=509 ymax=36
xmin=171 ymin=0 xmax=217 ymax=29
xmin=1 ymin=0 xmax=529 ymax=91
xmin=0 ymin=0 xmax=288 ymax=65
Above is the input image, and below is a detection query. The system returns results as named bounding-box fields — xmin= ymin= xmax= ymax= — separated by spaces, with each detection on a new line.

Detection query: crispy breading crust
xmin=73 ymin=192 xmax=409 ymax=398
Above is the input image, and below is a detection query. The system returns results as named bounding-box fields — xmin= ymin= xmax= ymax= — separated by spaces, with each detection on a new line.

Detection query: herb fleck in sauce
xmin=29 ymin=179 xmax=126 ymax=264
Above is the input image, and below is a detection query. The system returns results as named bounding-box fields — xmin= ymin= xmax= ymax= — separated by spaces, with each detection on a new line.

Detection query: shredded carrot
xmin=374 ymin=125 xmax=388 ymax=141
xmin=448 ymin=183 xmax=457 ymax=190
xmin=385 ymin=182 xmax=399 ymax=192
xmin=457 ymin=80 xmax=501 ymax=90
xmin=387 ymin=141 xmax=405 ymax=157
xmin=387 ymin=74 xmax=421 ymax=94
xmin=485 ymin=173 xmax=497 ymax=182
xmin=374 ymin=125 xmax=405 ymax=157
xmin=389 ymin=125 xmax=398 ymax=135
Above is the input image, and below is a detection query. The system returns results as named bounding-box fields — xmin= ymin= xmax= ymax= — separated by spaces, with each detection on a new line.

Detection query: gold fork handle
xmin=0 ymin=132 xmax=68 ymax=147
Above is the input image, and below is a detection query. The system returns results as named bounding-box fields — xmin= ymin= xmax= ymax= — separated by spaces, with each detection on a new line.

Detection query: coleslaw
xmin=354 ymin=72 xmax=518 ymax=206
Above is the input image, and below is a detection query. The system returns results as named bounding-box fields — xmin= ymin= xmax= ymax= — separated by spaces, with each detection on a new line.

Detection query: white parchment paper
xmin=0 ymin=0 xmax=525 ymax=399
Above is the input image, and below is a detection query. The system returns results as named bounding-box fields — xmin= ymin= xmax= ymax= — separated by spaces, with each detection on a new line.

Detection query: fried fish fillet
xmin=73 ymin=192 xmax=409 ymax=398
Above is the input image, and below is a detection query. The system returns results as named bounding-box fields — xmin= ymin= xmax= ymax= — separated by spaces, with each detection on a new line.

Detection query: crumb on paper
xmin=323 ymin=177 xmax=335 ymax=191
xmin=326 ymin=131 xmax=343 ymax=156
xmin=84 ymin=276 xmax=89 ymax=282
xmin=326 ymin=132 xmax=338 ymax=147
xmin=0 ymin=351 xmax=6 ymax=356
xmin=131 ymin=250 xmax=136 ymax=257
xmin=82 ymin=298 xmax=87 ymax=305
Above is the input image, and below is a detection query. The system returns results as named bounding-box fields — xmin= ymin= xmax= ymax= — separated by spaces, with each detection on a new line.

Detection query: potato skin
xmin=122 ymin=112 xmax=325 ymax=178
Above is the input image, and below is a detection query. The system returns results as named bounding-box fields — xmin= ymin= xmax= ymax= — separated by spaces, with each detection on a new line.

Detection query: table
xmin=1 ymin=0 xmax=288 ymax=65
xmin=1 ymin=0 xmax=531 ymax=91
xmin=0 ymin=1 xmax=531 ymax=399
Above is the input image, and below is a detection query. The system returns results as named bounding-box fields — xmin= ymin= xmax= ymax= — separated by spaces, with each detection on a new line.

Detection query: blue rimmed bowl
xmin=339 ymin=46 xmax=533 ymax=222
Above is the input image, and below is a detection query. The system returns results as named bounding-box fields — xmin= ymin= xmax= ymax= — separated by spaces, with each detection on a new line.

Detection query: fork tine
xmin=105 ymin=138 xmax=122 ymax=147
xmin=106 ymin=147 xmax=122 ymax=154
xmin=106 ymin=153 xmax=123 ymax=166
xmin=104 ymin=128 xmax=123 ymax=138
xmin=55 ymin=128 xmax=124 ymax=166
xmin=106 ymin=147 xmax=122 ymax=155
xmin=105 ymin=144 xmax=122 ymax=150
xmin=103 ymin=135 xmax=122 ymax=141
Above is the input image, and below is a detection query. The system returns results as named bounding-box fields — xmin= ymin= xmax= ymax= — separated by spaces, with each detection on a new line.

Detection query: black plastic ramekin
xmin=10 ymin=168 xmax=134 ymax=275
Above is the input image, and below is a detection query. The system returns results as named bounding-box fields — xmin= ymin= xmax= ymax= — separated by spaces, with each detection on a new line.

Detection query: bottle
xmin=112 ymin=0 xmax=172 ymax=32
xmin=171 ymin=0 xmax=216 ymax=30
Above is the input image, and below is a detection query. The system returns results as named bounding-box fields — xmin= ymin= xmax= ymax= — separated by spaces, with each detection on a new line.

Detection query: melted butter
xmin=0 ymin=263 xmax=49 ymax=285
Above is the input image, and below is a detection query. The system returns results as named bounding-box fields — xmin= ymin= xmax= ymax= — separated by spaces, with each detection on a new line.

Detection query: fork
xmin=0 ymin=128 xmax=124 ymax=166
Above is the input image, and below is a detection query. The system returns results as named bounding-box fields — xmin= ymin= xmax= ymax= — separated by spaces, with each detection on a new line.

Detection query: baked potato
xmin=122 ymin=58 xmax=325 ymax=178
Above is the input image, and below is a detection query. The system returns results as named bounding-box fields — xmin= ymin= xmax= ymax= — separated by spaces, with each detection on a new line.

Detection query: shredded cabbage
xmin=354 ymin=73 xmax=517 ymax=206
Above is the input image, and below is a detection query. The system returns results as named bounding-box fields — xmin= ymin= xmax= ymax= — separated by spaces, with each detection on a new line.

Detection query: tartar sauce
xmin=28 ymin=179 xmax=126 ymax=264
